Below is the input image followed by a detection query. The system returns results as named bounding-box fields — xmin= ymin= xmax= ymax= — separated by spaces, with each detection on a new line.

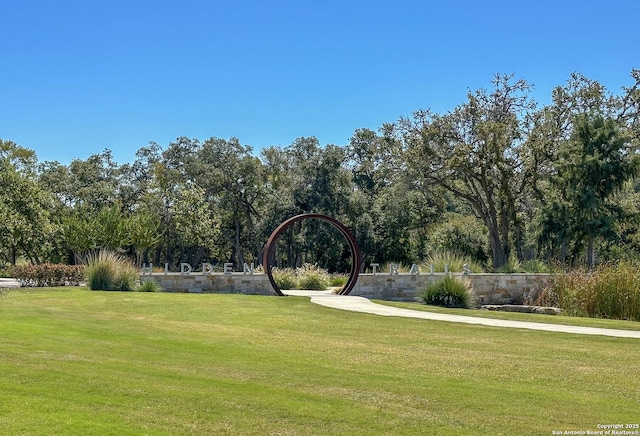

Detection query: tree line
xmin=2 ymin=71 xmax=640 ymax=272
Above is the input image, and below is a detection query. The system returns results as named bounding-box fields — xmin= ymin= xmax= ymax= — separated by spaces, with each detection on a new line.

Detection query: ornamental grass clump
xmin=329 ymin=274 xmax=348 ymax=287
xmin=272 ymin=268 xmax=298 ymax=290
xmin=296 ymin=264 xmax=331 ymax=290
xmin=421 ymin=275 xmax=474 ymax=308
xmin=137 ymin=279 xmax=160 ymax=292
xmin=271 ymin=264 xmax=332 ymax=290
xmin=549 ymin=262 xmax=640 ymax=321
xmin=85 ymin=250 xmax=138 ymax=291
xmin=423 ymin=251 xmax=485 ymax=273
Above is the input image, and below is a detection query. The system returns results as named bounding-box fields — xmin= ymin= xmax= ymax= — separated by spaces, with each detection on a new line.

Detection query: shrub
xmin=86 ymin=250 xmax=138 ymax=291
xmin=271 ymin=264 xmax=332 ymax=290
xmin=520 ymin=259 xmax=555 ymax=273
xmin=296 ymin=264 xmax=330 ymax=290
xmin=427 ymin=213 xmax=490 ymax=265
xmin=9 ymin=264 xmax=85 ymax=287
xmin=496 ymin=257 xmax=556 ymax=274
xmin=272 ymin=268 xmax=298 ymax=290
xmin=137 ymin=280 xmax=160 ymax=292
xmin=496 ymin=254 xmax=523 ymax=273
xmin=329 ymin=274 xmax=348 ymax=287
xmin=421 ymin=276 xmax=474 ymax=308
xmin=112 ymin=265 xmax=139 ymax=292
xmin=423 ymin=251 xmax=485 ymax=273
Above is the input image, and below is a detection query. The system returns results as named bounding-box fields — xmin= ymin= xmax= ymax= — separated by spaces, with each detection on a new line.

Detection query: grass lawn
xmin=1 ymin=288 xmax=639 ymax=435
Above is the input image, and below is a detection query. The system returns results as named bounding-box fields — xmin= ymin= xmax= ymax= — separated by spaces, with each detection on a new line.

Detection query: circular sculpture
xmin=262 ymin=214 xmax=362 ymax=296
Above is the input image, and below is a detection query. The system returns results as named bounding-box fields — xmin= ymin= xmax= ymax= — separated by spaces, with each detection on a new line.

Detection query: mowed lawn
xmin=1 ymin=289 xmax=639 ymax=435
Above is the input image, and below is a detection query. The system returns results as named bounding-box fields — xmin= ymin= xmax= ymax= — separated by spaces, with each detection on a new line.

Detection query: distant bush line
xmin=10 ymin=264 xmax=85 ymax=287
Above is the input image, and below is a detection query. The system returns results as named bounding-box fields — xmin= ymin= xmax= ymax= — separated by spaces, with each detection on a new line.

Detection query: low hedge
xmin=9 ymin=264 xmax=85 ymax=287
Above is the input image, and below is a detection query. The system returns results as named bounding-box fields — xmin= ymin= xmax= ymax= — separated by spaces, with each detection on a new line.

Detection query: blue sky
xmin=1 ymin=0 xmax=639 ymax=164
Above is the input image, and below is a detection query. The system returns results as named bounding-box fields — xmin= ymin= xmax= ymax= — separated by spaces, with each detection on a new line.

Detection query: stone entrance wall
xmin=140 ymin=273 xmax=272 ymax=295
xmin=141 ymin=272 xmax=555 ymax=305
xmin=350 ymin=273 xmax=555 ymax=304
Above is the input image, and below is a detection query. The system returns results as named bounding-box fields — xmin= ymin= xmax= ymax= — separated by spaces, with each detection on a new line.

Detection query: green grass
xmin=1 ymin=288 xmax=639 ymax=435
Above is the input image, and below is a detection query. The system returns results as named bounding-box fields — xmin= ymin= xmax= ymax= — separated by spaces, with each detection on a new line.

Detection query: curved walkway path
xmin=284 ymin=290 xmax=640 ymax=339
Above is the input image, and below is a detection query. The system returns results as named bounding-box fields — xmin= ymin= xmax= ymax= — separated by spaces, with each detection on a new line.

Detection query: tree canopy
xmin=2 ymin=70 xmax=640 ymax=271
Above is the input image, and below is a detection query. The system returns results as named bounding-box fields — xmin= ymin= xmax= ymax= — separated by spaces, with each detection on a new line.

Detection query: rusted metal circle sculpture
xmin=262 ymin=214 xmax=362 ymax=296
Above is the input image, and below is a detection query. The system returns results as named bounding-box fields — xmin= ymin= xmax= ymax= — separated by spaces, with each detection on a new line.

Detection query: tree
xmin=538 ymin=114 xmax=639 ymax=267
xmin=0 ymin=140 xmax=54 ymax=265
xmin=128 ymin=208 xmax=162 ymax=267
xmin=427 ymin=213 xmax=490 ymax=264
xmin=528 ymin=71 xmax=640 ymax=265
xmin=400 ymin=75 xmax=536 ymax=269
xmin=264 ymin=138 xmax=356 ymax=270
xmin=60 ymin=204 xmax=130 ymax=263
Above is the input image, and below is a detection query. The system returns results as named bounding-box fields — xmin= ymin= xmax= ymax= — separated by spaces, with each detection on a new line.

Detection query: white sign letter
xmin=223 ymin=263 xmax=233 ymax=275
xmin=202 ymin=263 xmax=214 ymax=275
xmin=141 ymin=263 xmax=153 ymax=275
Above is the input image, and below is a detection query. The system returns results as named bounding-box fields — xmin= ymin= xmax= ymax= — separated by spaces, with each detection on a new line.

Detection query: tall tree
xmin=400 ymin=75 xmax=536 ymax=268
xmin=0 ymin=140 xmax=54 ymax=264
xmin=258 ymin=138 xmax=355 ymax=270
xmin=345 ymin=127 xmax=443 ymax=268
xmin=528 ymin=71 xmax=640 ymax=264
xmin=538 ymin=114 xmax=639 ymax=267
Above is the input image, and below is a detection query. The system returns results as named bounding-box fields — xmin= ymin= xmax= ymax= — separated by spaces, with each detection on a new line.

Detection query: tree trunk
xmin=235 ymin=219 xmax=245 ymax=268
xmin=485 ymin=215 xmax=507 ymax=269
xmin=489 ymin=232 xmax=507 ymax=269
xmin=587 ymin=234 xmax=595 ymax=269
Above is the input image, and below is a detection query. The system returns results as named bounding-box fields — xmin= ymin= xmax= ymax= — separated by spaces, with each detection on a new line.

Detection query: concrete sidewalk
xmin=284 ymin=290 xmax=640 ymax=339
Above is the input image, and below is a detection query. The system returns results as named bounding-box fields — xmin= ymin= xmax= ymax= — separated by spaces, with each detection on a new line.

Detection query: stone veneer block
xmin=141 ymin=272 xmax=555 ymax=303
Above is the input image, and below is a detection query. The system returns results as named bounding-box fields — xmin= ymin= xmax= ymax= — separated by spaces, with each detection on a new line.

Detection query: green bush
xmin=421 ymin=276 xmax=474 ymax=308
xmin=272 ymin=264 xmax=332 ymax=290
xmin=113 ymin=266 xmax=139 ymax=292
xmin=272 ymin=268 xmax=298 ymax=290
xmin=423 ymin=251 xmax=484 ymax=273
xmin=137 ymin=280 xmax=160 ymax=292
xmin=427 ymin=213 xmax=490 ymax=265
xmin=86 ymin=250 xmax=138 ymax=291
xmin=520 ymin=259 xmax=555 ymax=273
xmin=87 ymin=262 xmax=114 ymax=290
xmin=496 ymin=255 xmax=524 ymax=273
xmin=549 ymin=262 xmax=640 ymax=321
xmin=329 ymin=274 xmax=348 ymax=287
xmin=296 ymin=264 xmax=330 ymax=290
xmin=9 ymin=264 xmax=85 ymax=287
xmin=298 ymin=273 xmax=327 ymax=290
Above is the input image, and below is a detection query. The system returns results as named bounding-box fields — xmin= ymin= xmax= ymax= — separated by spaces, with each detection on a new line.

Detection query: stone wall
xmin=141 ymin=272 xmax=555 ymax=305
xmin=141 ymin=273 xmax=272 ymax=295
xmin=350 ymin=273 xmax=555 ymax=305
